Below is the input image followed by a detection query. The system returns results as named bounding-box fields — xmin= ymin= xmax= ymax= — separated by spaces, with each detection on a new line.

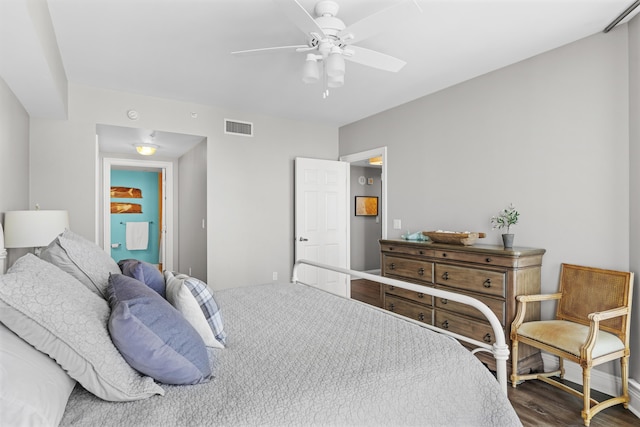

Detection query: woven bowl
xmin=422 ymin=231 xmax=484 ymax=246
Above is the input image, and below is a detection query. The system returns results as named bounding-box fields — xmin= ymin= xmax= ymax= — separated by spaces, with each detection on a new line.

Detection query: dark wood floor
xmin=350 ymin=279 xmax=640 ymax=426
xmin=509 ymin=377 xmax=639 ymax=426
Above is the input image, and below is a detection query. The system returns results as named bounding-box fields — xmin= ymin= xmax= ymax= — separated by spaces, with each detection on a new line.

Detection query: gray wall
xmin=28 ymin=84 xmax=338 ymax=290
xmin=0 ymin=77 xmax=30 ymax=265
xmin=350 ymin=165 xmax=382 ymax=271
xmin=340 ymin=26 xmax=632 ymax=378
xmin=179 ymin=140 xmax=207 ymax=281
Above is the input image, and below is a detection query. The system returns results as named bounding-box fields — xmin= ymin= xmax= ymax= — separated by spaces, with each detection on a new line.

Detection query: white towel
xmin=126 ymin=222 xmax=149 ymax=250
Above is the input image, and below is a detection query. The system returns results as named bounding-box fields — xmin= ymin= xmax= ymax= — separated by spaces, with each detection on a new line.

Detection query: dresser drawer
xmin=383 ymin=255 xmax=433 ymax=282
xmin=434 ymin=289 xmax=505 ymax=325
xmin=432 ymin=249 xmax=516 ymax=267
xmin=385 ymin=295 xmax=433 ymax=325
xmin=434 ymin=311 xmax=501 ymax=345
xmin=434 ymin=264 xmax=505 ymax=297
xmin=380 ymin=243 xmax=434 ymax=257
xmin=384 ymin=284 xmax=433 ymax=306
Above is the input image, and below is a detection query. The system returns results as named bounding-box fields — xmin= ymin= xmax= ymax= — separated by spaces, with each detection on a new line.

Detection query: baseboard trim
xmin=540 ymin=353 xmax=640 ymax=418
xmin=630 ymin=380 xmax=640 ymax=418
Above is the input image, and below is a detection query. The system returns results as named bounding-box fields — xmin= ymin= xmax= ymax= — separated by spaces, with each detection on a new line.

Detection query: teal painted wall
xmin=110 ymin=170 xmax=159 ymax=264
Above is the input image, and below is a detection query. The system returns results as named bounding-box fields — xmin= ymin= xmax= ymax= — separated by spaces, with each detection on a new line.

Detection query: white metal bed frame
xmin=291 ymin=259 xmax=510 ymax=395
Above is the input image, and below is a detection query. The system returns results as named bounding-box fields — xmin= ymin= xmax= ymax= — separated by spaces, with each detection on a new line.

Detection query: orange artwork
xmin=110 ymin=186 xmax=142 ymax=198
xmin=111 ymin=202 xmax=142 ymax=214
xmin=355 ymin=196 xmax=378 ymax=216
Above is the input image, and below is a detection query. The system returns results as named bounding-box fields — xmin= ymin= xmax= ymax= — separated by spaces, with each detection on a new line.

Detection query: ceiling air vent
xmin=224 ymin=119 xmax=253 ymax=137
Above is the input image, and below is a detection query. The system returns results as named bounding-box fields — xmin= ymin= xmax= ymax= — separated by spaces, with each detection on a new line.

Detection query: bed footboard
xmin=291 ymin=259 xmax=510 ymax=395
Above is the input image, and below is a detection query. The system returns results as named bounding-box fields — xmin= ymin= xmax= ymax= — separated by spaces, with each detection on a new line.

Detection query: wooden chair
xmin=510 ymin=263 xmax=634 ymax=426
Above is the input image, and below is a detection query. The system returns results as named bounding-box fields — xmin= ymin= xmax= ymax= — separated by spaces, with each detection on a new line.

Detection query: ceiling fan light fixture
xmin=326 ymin=46 xmax=345 ymax=77
xmin=327 ymin=73 xmax=344 ymax=88
xmin=135 ymin=143 xmax=157 ymax=156
xmin=302 ymin=54 xmax=320 ymax=83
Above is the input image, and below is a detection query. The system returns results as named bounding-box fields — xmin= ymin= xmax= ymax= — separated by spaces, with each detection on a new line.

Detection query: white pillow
xmin=0 ymin=254 xmax=164 ymax=401
xmin=165 ymin=271 xmax=224 ymax=349
xmin=0 ymin=321 xmax=76 ymax=427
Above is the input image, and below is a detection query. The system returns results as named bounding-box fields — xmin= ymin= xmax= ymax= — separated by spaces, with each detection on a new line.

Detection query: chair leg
xmin=621 ymin=356 xmax=629 ymax=409
xmin=511 ymin=337 xmax=519 ymax=387
xmin=582 ymin=366 xmax=592 ymax=427
xmin=559 ymin=357 xmax=565 ymax=378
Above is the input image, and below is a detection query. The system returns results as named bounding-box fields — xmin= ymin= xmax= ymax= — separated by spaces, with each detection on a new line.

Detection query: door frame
xmin=339 ymin=146 xmax=388 ymax=273
xmin=102 ymin=157 xmax=174 ymax=271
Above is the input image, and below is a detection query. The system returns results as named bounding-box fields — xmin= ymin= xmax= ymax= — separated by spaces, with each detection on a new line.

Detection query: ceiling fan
xmin=231 ymin=0 xmax=422 ymax=97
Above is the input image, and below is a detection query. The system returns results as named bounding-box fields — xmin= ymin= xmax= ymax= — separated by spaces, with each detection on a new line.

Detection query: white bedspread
xmin=60 ymin=282 xmax=521 ymax=426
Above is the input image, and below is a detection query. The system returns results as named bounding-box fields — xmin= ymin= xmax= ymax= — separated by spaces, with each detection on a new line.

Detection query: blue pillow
xmin=106 ymin=274 xmax=211 ymax=385
xmin=118 ymin=259 xmax=165 ymax=298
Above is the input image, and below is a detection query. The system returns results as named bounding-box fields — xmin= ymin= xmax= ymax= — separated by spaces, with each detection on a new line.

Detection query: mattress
xmin=60 ymin=281 xmax=521 ymax=426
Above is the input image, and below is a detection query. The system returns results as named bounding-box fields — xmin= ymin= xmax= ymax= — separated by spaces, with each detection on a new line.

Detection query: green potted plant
xmin=490 ymin=203 xmax=519 ymax=248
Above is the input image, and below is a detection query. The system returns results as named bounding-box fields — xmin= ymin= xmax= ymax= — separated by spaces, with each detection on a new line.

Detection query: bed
xmin=0 ymin=230 xmax=521 ymax=426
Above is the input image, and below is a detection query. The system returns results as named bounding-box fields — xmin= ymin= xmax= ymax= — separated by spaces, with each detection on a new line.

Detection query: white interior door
xmin=294 ymin=157 xmax=349 ymax=296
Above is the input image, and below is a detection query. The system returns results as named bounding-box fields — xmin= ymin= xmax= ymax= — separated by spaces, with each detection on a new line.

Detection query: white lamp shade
xmin=3 ymin=210 xmax=69 ymax=248
xmin=302 ymin=55 xmax=320 ymax=84
xmin=326 ymin=49 xmax=345 ymax=78
xmin=327 ymin=74 xmax=344 ymax=88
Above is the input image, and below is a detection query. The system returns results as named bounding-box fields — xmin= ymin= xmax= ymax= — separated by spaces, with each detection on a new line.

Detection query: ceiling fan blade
xmin=272 ymin=0 xmax=325 ymax=36
xmin=345 ymin=46 xmax=406 ymax=73
xmin=339 ymin=0 xmax=422 ymax=45
xmin=231 ymin=45 xmax=309 ymax=56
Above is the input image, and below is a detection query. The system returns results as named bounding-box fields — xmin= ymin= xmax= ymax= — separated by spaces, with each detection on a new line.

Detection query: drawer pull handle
xmin=388 ymin=303 xmax=395 ymax=312
xmin=441 ymin=298 xmax=448 ymax=304
xmin=418 ymin=313 xmax=425 ymax=321
xmin=418 ymin=267 xmax=425 ymax=276
xmin=389 ymin=285 xmax=395 ymax=290
xmin=441 ymin=320 xmax=449 ymax=329
xmin=442 ymin=272 xmax=449 ymax=280
xmin=419 ymin=250 xmax=424 ymax=255
xmin=390 ymin=263 xmax=396 ymax=270
xmin=388 ymin=247 xmax=394 ymax=251
xmin=417 ymin=292 xmax=424 ymax=298
xmin=483 ymin=333 xmax=492 ymax=343
xmin=483 ymin=279 xmax=491 ymax=288
xmin=485 ymin=257 xmax=492 ymax=263
xmin=442 ymin=253 xmax=448 ymax=257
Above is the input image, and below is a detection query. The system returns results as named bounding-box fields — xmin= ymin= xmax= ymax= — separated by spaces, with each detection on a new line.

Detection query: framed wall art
xmin=355 ymin=196 xmax=378 ymax=216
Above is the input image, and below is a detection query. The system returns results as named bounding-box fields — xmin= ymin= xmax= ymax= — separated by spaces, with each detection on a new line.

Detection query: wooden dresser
xmin=380 ymin=239 xmax=545 ymax=374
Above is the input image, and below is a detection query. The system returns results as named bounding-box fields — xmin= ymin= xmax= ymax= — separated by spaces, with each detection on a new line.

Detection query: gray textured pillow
xmin=0 ymin=254 xmax=164 ymax=401
xmin=0 ymin=321 xmax=76 ymax=427
xmin=40 ymin=230 xmax=120 ymax=298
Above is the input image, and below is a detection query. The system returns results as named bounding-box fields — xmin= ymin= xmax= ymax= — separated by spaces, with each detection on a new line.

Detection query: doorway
xmin=340 ymin=147 xmax=388 ymax=271
xmin=103 ymin=158 xmax=174 ymax=272
xmin=340 ymin=147 xmax=387 ymax=304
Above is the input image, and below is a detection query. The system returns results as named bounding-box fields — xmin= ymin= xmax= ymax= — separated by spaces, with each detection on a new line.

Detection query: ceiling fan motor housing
xmin=314 ymin=0 xmax=345 ymax=38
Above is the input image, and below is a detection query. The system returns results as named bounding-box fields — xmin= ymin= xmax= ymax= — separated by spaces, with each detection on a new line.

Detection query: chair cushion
xmin=518 ymin=320 xmax=625 ymax=358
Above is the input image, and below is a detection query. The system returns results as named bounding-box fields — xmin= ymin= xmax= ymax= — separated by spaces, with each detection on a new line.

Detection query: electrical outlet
xmin=393 ymin=219 xmax=402 ymax=229
xmin=272 ymin=272 xmax=278 ymax=281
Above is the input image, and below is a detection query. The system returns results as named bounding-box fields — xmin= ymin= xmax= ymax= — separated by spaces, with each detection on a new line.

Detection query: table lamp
xmin=3 ymin=210 xmax=69 ymax=255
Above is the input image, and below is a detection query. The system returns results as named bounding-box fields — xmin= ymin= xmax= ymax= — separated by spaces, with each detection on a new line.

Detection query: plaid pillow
xmin=169 ymin=272 xmax=227 ymax=346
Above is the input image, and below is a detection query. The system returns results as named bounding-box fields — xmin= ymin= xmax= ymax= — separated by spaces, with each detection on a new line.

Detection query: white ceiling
xmin=3 ymin=0 xmax=639 ymax=138
xmin=96 ymin=124 xmax=205 ymax=159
